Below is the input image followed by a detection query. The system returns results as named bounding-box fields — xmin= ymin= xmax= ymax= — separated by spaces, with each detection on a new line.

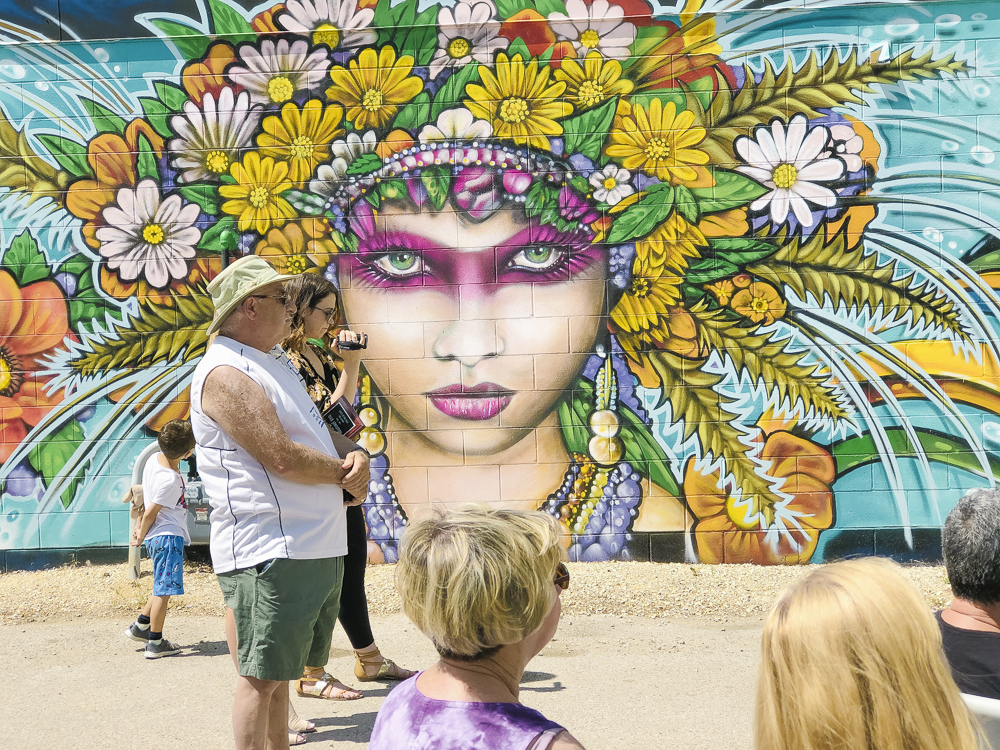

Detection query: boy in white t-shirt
xmin=124 ymin=419 xmax=195 ymax=659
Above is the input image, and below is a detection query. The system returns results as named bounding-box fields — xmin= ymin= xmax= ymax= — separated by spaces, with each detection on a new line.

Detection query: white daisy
xmin=227 ymin=38 xmax=330 ymax=106
xmin=167 ymin=87 xmax=261 ymax=183
xmin=828 ymin=123 xmax=864 ymax=173
xmin=97 ymin=180 xmax=201 ymax=289
xmin=588 ymin=164 xmax=633 ymax=205
xmin=547 ymin=0 xmax=637 ymax=61
xmin=309 ymin=130 xmax=378 ymax=196
xmin=277 ymin=0 xmax=376 ymax=52
xmin=734 ymin=115 xmax=845 ymax=228
xmin=418 ymin=108 xmax=493 ymax=143
xmin=429 ymin=0 xmax=507 ymax=79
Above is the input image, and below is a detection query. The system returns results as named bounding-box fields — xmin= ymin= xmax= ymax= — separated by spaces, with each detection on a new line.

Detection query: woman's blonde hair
xmin=396 ymin=505 xmax=563 ymax=660
xmin=755 ymin=557 xmax=981 ymax=750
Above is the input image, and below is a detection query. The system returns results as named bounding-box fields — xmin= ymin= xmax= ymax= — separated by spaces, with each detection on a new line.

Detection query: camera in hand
xmin=337 ymin=338 xmax=366 ymax=350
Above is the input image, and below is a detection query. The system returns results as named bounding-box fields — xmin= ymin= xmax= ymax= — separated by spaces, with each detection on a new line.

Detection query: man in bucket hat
xmin=190 ymin=256 xmax=370 ymax=750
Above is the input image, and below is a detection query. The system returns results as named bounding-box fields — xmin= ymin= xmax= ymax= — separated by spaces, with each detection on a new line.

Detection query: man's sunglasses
xmin=554 ymin=562 xmax=570 ymax=591
xmin=250 ymin=292 xmax=289 ymax=304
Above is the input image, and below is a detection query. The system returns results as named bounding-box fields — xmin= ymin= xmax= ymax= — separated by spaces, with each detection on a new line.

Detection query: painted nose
xmin=431 ymin=317 xmax=504 ymax=368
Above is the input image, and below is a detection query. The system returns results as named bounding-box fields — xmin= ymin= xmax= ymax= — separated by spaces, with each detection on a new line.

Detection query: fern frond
xmin=649 ymin=349 xmax=777 ymax=522
xmin=0 ymin=110 xmax=70 ymax=204
xmin=703 ymin=46 xmax=970 ymax=163
xmin=691 ymin=302 xmax=848 ymax=421
xmin=70 ymin=290 xmax=214 ymax=376
xmin=748 ymin=229 xmax=965 ymax=338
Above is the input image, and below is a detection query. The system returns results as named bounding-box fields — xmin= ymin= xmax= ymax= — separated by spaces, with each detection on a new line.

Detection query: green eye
xmin=373 ymin=252 xmax=422 ymax=278
xmin=388 ymin=253 xmax=417 ymax=271
xmin=524 ymin=247 xmax=553 ymax=264
xmin=510 ymin=246 xmax=563 ymax=272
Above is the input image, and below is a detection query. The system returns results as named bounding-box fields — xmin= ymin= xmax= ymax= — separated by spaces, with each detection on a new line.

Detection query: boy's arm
xmin=131 ymin=503 xmax=162 ymax=545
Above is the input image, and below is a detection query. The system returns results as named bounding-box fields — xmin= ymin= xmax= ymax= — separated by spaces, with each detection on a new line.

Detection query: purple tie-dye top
xmin=368 ymin=673 xmax=565 ymax=750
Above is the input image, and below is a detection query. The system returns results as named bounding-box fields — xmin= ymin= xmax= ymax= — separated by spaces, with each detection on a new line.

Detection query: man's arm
xmin=202 ymin=365 xmax=348 ymax=486
xmin=327 ymin=430 xmax=370 ymax=502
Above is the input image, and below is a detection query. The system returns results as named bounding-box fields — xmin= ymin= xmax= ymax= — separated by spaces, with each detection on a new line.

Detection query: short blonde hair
xmin=755 ymin=558 xmax=982 ymax=750
xmin=396 ymin=505 xmax=563 ymax=660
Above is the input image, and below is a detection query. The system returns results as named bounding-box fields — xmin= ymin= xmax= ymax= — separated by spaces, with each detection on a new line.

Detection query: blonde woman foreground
xmin=368 ymin=507 xmax=584 ymax=750
xmin=756 ymin=558 xmax=983 ymax=750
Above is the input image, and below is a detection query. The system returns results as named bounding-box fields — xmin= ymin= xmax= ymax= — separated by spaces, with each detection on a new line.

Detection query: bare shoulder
xmin=549 ymin=731 xmax=586 ymax=750
xmin=202 ymin=366 xmax=272 ymax=423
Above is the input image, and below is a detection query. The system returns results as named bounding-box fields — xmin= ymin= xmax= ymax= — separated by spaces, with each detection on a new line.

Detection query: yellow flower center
xmin=286 ymin=254 xmax=309 ymax=274
xmin=249 ymin=185 xmax=271 ymax=208
xmin=142 ymin=223 xmax=165 ymax=245
xmin=0 ymin=354 xmax=11 ymax=394
xmin=602 ymin=177 xmax=618 ymax=190
xmin=312 ymin=23 xmax=341 ymax=48
xmin=577 ymin=79 xmax=605 ymax=108
xmin=750 ymin=296 xmax=770 ymax=313
xmin=644 ymin=137 xmax=670 ymax=161
xmin=362 ymin=88 xmax=385 ymax=111
xmin=580 ymin=28 xmax=600 ymax=48
xmin=628 ymin=277 xmax=651 ymax=299
xmin=447 ymin=37 xmax=471 ymax=58
xmin=725 ymin=495 xmax=759 ymax=531
xmin=289 ymin=135 xmax=314 ymax=161
xmin=499 ymin=97 xmax=529 ymax=124
xmin=205 ymin=150 xmax=229 ymax=173
xmin=772 ymin=163 xmax=798 ymax=189
xmin=0 ymin=346 xmax=23 ymax=397
xmin=267 ymin=75 xmax=295 ymax=104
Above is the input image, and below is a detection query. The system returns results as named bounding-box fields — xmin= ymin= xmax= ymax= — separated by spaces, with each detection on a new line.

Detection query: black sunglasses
xmin=250 ymin=292 xmax=289 ymax=305
xmin=554 ymin=562 xmax=570 ymax=591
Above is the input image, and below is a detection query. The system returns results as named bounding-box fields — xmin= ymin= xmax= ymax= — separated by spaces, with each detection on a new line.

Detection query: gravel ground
xmin=0 ymin=559 xmax=954 ymax=624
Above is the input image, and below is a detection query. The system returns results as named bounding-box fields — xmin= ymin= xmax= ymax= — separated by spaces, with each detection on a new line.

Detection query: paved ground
xmin=0 ymin=612 xmax=761 ymax=749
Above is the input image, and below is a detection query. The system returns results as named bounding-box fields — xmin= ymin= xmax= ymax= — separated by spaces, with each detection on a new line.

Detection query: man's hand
xmin=340 ymin=450 xmax=370 ymax=502
xmin=130 ymin=527 xmax=143 ymax=547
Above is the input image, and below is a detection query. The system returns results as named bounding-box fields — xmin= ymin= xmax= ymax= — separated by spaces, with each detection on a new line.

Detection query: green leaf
xmin=373 ymin=0 xmax=417 ymax=46
xmin=627 ymin=90 xmax=686 ymax=115
xmin=401 ymin=6 xmax=439 ymax=67
xmin=81 ymin=98 xmax=127 ymax=136
xmin=28 ymin=420 xmax=85 ymax=508
xmin=557 ymin=396 xmax=589 ymax=454
xmin=136 ymin=134 xmax=159 ymax=181
xmin=149 ymin=18 xmax=213 ymax=60
xmin=60 ymin=255 xmax=121 ymax=332
xmin=421 ymin=166 xmax=451 ymax=212
xmin=505 ymin=38 xmax=532 ymax=62
xmin=198 ymin=215 xmax=238 ymax=252
xmin=345 ymin=152 xmax=383 ymax=176
xmin=687 ymin=74 xmax=715 ymax=113
xmin=154 ymin=81 xmax=189 ymax=112
xmin=431 ymin=65 xmax=481 ymax=121
xmin=605 ymin=184 xmax=675 ymax=245
xmin=629 ymin=25 xmax=667 ymax=59
xmin=708 ymin=237 xmax=779 ymax=265
xmin=139 ymin=97 xmax=175 ymax=139
xmin=34 ymin=134 xmax=91 ymax=179
xmin=535 ymin=0 xmax=567 ymax=15
xmin=2 ymin=230 xmax=50 ymax=285
xmin=674 ymin=184 xmax=699 ymax=223
xmin=393 ymin=91 xmax=432 ymax=133
xmin=691 ymin=169 xmax=768 ymax=214
xmin=207 ymin=0 xmax=256 ymax=41
xmin=496 ymin=0 xmax=532 ymax=17
xmin=178 ymin=184 xmax=219 ymax=215
xmin=685 ymin=257 xmax=740 ymax=284
xmin=562 ymin=96 xmax=617 ymax=161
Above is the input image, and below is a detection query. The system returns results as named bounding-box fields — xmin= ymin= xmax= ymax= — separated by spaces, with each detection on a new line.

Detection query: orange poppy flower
xmin=684 ymin=430 xmax=835 ymax=564
xmin=0 ymin=272 xmax=72 ymax=463
xmin=498 ymin=10 xmax=556 ymax=57
xmin=181 ymin=42 xmax=239 ymax=103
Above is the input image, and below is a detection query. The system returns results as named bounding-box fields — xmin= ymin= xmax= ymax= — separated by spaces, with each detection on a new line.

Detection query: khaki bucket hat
xmin=206 ymin=256 xmax=297 ymax=335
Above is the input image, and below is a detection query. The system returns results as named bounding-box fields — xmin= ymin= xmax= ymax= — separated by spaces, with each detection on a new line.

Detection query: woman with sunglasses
xmin=369 ymin=506 xmax=584 ymax=750
xmin=279 ymin=273 xmax=415 ymax=705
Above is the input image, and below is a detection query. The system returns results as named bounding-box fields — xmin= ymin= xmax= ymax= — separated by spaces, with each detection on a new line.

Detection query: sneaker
xmin=125 ymin=622 xmax=150 ymax=642
xmin=145 ymin=638 xmax=182 ymax=659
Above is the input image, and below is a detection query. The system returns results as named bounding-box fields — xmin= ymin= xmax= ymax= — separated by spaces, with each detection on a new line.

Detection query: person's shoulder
xmin=548 ymin=731 xmax=586 ymax=750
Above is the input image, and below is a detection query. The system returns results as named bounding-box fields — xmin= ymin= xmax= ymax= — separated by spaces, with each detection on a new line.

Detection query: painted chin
xmin=427 ymin=383 xmax=514 ymax=421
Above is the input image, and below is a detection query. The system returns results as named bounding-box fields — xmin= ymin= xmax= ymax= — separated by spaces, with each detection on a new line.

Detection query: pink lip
xmin=427 ymin=383 xmax=515 ymax=420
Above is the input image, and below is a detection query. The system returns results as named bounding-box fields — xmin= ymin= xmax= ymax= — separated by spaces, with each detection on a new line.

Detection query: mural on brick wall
xmin=2 ymin=0 xmax=1000 ymax=563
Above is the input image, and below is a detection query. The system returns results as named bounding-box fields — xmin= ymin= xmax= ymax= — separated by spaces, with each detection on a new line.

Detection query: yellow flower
xmin=731 ymin=281 xmax=787 ymax=325
xmin=552 ymin=51 xmax=633 ymax=111
xmin=465 ymin=53 xmax=573 ymax=150
xmin=606 ymin=99 xmax=710 ymax=185
xmin=635 ymin=212 xmax=705 ymax=279
xmin=257 ymin=100 xmax=345 ymax=186
xmin=706 ymin=279 xmax=735 ymax=305
xmin=254 ymin=220 xmax=337 ymax=275
xmin=219 ymin=152 xmax=296 ymax=234
xmin=326 ymin=46 xmax=423 ymax=130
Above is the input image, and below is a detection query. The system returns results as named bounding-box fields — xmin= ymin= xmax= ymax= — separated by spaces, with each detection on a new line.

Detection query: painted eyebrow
xmin=356 ymin=229 xmax=441 ymax=255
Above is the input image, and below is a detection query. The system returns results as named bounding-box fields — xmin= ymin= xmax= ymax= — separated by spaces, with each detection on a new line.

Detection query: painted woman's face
xmin=337 ymin=202 xmax=607 ymax=457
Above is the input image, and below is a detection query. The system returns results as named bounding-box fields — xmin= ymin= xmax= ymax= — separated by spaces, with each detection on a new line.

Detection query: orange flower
xmin=498 ymin=9 xmax=555 ymax=56
xmin=251 ymin=4 xmax=284 ymax=33
xmin=108 ymin=384 xmax=193 ymax=432
xmin=731 ymin=280 xmax=786 ymax=325
xmin=705 ymin=279 xmax=734 ymax=305
xmin=254 ymin=221 xmax=337 ymax=275
xmin=375 ymin=129 xmax=415 ymax=159
xmin=684 ymin=431 xmax=835 ymax=564
xmin=100 ymin=256 xmax=221 ymax=307
xmin=181 ymin=42 xmax=239 ymax=104
xmin=0 ymin=272 xmax=72 ymax=463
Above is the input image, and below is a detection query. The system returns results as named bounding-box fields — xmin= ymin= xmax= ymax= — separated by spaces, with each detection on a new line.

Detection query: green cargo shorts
xmin=218 ymin=556 xmax=344 ymax=681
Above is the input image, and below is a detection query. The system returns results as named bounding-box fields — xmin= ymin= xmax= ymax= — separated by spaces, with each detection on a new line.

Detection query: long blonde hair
xmin=755 ymin=558 xmax=982 ymax=750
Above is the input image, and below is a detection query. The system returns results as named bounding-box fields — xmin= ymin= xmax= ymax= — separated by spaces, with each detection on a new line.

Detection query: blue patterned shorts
xmin=145 ymin=535 xmax=185 ymax=596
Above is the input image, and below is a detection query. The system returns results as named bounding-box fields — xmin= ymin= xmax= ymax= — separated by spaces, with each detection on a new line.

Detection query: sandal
xmin=289 ymin=731 xmax=307 ymax=746
xmin=354 ymin=647 xmax=417 ymax=682
xmin=295 ymin=672 xmax=363 ymax=701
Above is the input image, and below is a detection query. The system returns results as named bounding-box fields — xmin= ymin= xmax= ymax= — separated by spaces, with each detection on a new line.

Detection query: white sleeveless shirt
xmin=190 ymin=336 xmax=348 ymax=573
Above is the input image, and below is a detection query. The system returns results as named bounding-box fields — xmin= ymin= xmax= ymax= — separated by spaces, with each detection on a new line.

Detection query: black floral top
xmin=282 ymin=341 xmax=341 ymax=413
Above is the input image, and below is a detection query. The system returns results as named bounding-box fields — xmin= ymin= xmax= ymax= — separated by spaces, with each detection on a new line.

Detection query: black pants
xmin=337 ymin=504 xmax=375 ymax=649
